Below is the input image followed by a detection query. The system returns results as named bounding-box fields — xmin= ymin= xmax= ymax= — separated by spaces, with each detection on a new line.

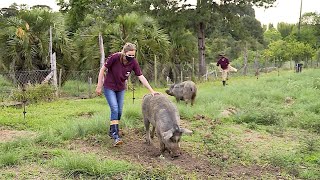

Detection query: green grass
xmin=1 ymin=69 xmax=320 ymax=179
xmin=51 ymin=152 xmax=138 ymax=178
xmin=61 ymin=80 xmax=93 ymax=97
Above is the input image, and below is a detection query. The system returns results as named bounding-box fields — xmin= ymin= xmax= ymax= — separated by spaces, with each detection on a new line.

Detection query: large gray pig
xmin=165 ymin=80 xmax=197 ymax=106
xmin=142 ymin=94 xmax=192 ymax=157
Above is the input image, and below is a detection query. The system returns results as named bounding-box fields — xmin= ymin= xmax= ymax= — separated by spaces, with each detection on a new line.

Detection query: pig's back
xmin=142 ymin=94 xmax=180 ymax=126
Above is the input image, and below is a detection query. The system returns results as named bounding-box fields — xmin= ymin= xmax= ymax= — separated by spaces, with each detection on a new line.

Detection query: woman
xmin=96 ymin=42 xmax=158 ymax=146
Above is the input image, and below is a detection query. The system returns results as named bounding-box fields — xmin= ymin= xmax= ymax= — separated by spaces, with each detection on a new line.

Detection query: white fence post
xmin=50 ymin=26 xmax=58 ymax=96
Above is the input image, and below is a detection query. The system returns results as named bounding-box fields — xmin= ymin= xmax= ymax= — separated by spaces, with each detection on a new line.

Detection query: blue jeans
xmin=103 ymin=88 xmax=125 ymax=121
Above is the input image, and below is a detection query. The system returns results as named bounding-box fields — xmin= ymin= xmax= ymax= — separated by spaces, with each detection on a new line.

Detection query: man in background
xmin=216 ymin=53 xmax=237 ymax=86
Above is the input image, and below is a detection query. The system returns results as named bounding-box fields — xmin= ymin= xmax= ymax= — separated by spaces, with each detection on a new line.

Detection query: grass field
xmin=1 ymin=69 xmax=319 ymax=179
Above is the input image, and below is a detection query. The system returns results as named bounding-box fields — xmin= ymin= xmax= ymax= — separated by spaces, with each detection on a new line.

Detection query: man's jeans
xmin=104 ymin=88 xmax=125 ymax=120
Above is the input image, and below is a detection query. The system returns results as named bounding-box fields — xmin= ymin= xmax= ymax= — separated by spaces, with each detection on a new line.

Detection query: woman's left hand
xmin=151 ymin=91 xmax=161 ymax=96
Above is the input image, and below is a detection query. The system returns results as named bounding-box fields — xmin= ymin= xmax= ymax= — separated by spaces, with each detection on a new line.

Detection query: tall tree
xmin=190 ymin=0 xmax=276 ymax=77
xmin=277 ymin=22 xmax=294 ymax=39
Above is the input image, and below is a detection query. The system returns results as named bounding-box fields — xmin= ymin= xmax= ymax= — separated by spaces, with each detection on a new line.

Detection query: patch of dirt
xmin=225 ymin=164 xmax=283 ymax=179
xmin=284 ymin=97 xmax=294 ymax=106
xmin=192 ymin=114 xmax=222 ymax=131
xmin=69 ymin=128 xmax=219 ymax=178
xmin=69 ymin=126 xmax=284 ymax=179
xmin=220 ymin=107 xmax=239 ymax=118
xmin=1 ymin=163 xmax=63 ymax=179
xmin=193 ymin=114 xmax=213 ymax=121
xmin=0 ymin=129 xmax=36 ymax=143
xmin=77 ymin=111 xmax=94 ymax=118
xmin=115 ymin=129 xmax=219 ymax=176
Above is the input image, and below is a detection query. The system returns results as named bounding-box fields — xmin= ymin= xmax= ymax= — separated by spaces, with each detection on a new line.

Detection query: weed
xmin=0 ymin=152 xmax=20 ymax=167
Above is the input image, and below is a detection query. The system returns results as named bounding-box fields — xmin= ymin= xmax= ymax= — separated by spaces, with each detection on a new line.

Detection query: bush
xmin=10 ymin=83 xmax=56 ymax=103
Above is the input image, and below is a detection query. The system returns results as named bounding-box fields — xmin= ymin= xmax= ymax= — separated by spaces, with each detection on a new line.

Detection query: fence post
xmin=180 ymin=69 xmax=183 ymax=82
xmin=58 ymin=69 xmax=62 ymax=97
xmin=49 ymin=26 xmax=58 ymax=97
xmin=88 ymin=77 xmax=92 ymax=98
xmin=192 ymin=57 xmax=195 ymax=78
xmin=52 ymin=53 xmax=58 ymax=96
xmin=254 ymin=54 xmax=259 ymax=79
xmin=206 ymin=70 xmax=208 ymax=81
xmin=77 ymin=72 xmax=80 ymax=97
xmin=243 ymin=43 xmax=248 ymax=76
xmin=277 ymin=58 xmax=280 ymax=76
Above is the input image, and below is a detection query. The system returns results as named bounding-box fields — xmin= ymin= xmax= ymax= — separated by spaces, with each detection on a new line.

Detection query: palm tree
xmin=0 ymin=8 xmax=76 ymax=72
xmin=0 ymin=8 xmax=77 ymax=85
xmin=74 ymin=12 xmax=171 ymax=78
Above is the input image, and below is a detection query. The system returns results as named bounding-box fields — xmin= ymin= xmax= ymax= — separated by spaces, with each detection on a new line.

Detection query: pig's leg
xmin=191 ymin=94 xmax=196 ymax=106
xmin=150 ymin=126 xmax=155 ymax=139
xmin=160 ymin=141 xmax=166 ymax=153
xmin=185 ymin=99 xmax=189 ymax=105
xmin=144 ymin=119 xmax=151 ymax=145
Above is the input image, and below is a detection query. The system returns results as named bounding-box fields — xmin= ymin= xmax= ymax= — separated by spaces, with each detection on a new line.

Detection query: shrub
xmin=10 ymin=83 xmax=56 ymax=103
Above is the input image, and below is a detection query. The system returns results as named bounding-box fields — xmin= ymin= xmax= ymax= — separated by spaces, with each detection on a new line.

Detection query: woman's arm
xmin=96 ymin=66 xmax=107 ymax=96
xmin=138 ymin=75 xmax=159 ymax=95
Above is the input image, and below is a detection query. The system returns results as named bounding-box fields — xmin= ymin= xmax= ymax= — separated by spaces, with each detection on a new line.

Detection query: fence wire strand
xmin=0 ymin=60 xmax=318 ymax=103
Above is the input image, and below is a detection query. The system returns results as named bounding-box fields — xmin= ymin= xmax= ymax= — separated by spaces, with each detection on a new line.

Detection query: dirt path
xmin=0 ymin=129 xmax=36 ymax=143
xmin=70 ymin=127 xmax=284 ymax=179
xmin=0 ymin=121 xmax=284 ymax=179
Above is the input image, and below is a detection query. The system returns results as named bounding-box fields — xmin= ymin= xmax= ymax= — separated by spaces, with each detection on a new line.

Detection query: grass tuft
xmin=51 ymin=153 xmax=137 ymax=178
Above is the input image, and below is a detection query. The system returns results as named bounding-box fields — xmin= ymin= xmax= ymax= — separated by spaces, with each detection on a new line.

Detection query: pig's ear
xmin=180 ymin=128 xmax=193 ymax=135
xmin=162 ymin=129 xmax=173 ymax=140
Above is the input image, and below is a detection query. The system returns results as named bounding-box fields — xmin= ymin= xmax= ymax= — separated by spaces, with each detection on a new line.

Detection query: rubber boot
xmin=108 ymin=125 xmax=112 ymax=138
xmin=110 ymin=124 xmax=123 ymax=146
xmin=109 ymin=121 xmax=122 ymax=138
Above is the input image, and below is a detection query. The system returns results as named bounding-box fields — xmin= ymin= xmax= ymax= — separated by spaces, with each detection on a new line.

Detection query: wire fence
xmin=0 ymin=59 xmax=319 ymax=105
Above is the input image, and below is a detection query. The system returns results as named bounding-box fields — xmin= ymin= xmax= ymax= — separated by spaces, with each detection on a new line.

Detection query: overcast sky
xmin=1 ymin=0 xmax=319 ymax=25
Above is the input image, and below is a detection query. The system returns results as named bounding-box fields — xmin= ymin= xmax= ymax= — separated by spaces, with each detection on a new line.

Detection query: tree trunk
xmin=198 ymin=22 xmax=206 ymax=78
